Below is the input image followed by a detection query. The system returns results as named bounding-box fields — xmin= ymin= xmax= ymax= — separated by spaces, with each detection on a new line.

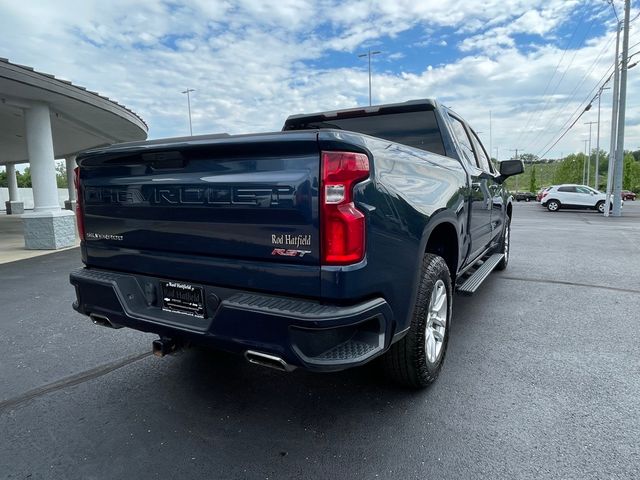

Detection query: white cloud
xmin=0 ymin=0 xmax=638 ymax=160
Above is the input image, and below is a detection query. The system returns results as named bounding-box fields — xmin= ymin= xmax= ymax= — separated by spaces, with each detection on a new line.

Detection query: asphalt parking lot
xmin=1 ymin=202 xmax=639 ymax=479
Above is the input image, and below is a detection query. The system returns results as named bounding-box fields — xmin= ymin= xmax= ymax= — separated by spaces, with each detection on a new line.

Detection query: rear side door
xmin=556 ymin=186 xmax=578 ymax=206
xmin=447 ymin=114 xmax=492 ymax=261
xmin=469 ymin=130 xmax=503 ymax=242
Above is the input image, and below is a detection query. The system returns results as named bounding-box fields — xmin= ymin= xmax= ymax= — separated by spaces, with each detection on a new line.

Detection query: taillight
xmin=73 ymin=166 xmax=85 ymax=241
xmin=320 ymin=151 xmax=370 ymax=265
xmin=541 ymin=191 xmax=549 ymax=200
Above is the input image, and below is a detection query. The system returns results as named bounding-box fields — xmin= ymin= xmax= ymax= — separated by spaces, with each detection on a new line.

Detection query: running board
xmin=457 ymin=253 xmax=504 ymax=295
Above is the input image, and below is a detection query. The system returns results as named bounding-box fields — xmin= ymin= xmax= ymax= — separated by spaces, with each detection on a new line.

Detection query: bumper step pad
xmin=315 ymin=339 xmax=377 ymax=361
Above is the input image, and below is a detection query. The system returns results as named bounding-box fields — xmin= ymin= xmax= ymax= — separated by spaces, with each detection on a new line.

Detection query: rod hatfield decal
xmin=271 ymin=234 xmax=311 ymax=248
xmin=270 ymin=233 xmax=312 ymax=258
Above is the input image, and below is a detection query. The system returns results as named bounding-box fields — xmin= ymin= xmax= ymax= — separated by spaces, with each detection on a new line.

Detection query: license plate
xmin=161 ymin=281 xmax=205 ymax=318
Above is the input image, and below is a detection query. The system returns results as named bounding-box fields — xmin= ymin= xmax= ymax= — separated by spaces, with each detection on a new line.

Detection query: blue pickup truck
xmin=70 ymin=99 xmax=522 ymax=388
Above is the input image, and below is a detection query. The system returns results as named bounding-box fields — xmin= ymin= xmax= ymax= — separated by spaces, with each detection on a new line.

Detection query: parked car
xmin=69 ymin=99 xmax=523 ymax=388
xmin=541 ymin=184 xmax=622 ymax=213
xmin=621 ymin=190 xmax=636 ymax=201
xmin=537 ymin=186 xmax=552 ymax=202
xmin=514 ymin=191 xmax=536 ymax=202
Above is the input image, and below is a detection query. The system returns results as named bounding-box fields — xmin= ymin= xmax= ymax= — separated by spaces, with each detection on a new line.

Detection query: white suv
xmin=540 ymin=184 xmax=621 ymax=213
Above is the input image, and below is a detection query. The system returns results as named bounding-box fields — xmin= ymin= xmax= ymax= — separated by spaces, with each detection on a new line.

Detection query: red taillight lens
xmin=321 ymin=151 xmax=370 ymax=265
xmin=73 ymin=166 xmax=85 ymax=241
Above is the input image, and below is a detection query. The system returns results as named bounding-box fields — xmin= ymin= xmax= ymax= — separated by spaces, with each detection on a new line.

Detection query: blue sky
xmin=1 ymin=0 xmax=639 ymax=159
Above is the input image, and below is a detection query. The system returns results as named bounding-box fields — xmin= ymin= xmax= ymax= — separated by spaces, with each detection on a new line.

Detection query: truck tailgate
xmin=78 ymin=132 xmax=321 ymax=294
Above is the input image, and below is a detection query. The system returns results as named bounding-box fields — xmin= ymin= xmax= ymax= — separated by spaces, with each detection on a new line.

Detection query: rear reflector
xmin=73 ymin=166 xmax=85 ymax=241
xmin=320 ymin=151 xmax=369 ymax=265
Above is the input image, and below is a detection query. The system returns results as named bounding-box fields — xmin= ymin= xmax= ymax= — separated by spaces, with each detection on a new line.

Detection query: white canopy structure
xmin=0 ymin=58 xmax=147 ymax=249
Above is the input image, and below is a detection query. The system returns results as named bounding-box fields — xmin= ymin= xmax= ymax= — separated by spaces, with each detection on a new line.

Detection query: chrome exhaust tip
xmin=89 ymin=313 xmax=121 ymax=329
xmin=245 ymin=350 xmax=294 ymax=372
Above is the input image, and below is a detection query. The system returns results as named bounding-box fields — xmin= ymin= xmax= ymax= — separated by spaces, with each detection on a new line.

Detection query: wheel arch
xmin=418 ymin=210 xmax=461 ymax=281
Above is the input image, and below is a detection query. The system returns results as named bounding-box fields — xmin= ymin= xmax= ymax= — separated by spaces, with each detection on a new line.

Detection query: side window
xmin=470 ymin=131 xmax=492 ymax=173
xmin=558 ymin=186 xmax=576 ymax=193
xmin=576 ymin=186 xmax=591 ymax=194
xmin=447 ymin=114 xmax=477 ymax=167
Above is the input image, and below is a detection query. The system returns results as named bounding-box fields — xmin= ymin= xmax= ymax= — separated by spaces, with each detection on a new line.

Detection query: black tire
xmin=383 ymin=253 xmax=452 ymax=388
xmin=546 ymin=199 xmax=560 ymax=212
xmin=495 ymin=215 xmax=511 ymax=271
xmin=596 ymin=201 xmax=605 ymax=213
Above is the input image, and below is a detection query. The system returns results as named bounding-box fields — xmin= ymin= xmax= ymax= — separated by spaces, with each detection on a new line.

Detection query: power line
xmin=517 ymin=9 xmax=602 ymax=150
xmin=607 ymin=0 xmax=619 ymax=23
xmin=513 ymin=7 xmax=588 ymax=147
xmin=524 ymin=31 xmax=616 ymax=154
xmin=519 ymin=4 xmax=615 ymax=152
xmin=536 ymin=64 xmax=615 ymax=157
xmin=535 ymin=62 xmax=617 ymax=158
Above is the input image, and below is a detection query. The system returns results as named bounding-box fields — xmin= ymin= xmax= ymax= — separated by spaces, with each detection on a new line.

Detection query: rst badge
xmin=271 ymin=248 xmax=312 ymax=258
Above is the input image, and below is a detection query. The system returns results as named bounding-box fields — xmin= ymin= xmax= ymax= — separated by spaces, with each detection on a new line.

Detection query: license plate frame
xmin=160 ymin=281 xmax=205 ymax=318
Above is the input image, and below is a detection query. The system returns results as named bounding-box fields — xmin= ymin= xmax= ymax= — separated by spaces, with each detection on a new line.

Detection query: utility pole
xmin=595 ymin=87 xmax=610 ymax=190
xmin=181 ymin=88 xmax=195 ymax=136
xmin=358 ymin=49 xmax=381 ymax=106
xmin=509 ymin=149 xmax=520 ymax=192
xmin=582 ymin=140 xmax=589 ymax=184
xmin=605 ymin=21 xmax=622 ymax=217
xmin=584 ymin=121 xmax=596 ymax=186
xmin=612 ymin=0 xmax=630 ymax=217
xmin=489 ymin=110 xmax=492 ymax=162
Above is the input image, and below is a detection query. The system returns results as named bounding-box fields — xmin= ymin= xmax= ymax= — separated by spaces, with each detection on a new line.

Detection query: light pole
xmin=584 ymin=121 xmax=596 ymax=186
xmin=605 ymin=20 xmax=622 ymax=217
xmin=358 ymin=49 xmax=381 ymax=106
xmin=612 ymin=0 xmax=631 ymax=216
xmin=594 ymin=87 xmax=610 ymax=190
xmin=509 ymin=149 xmax=520 ymax=192
xmin=181 ymin=88 xmax=195 ymax=136
xmin=489 ymin=110 xmax=492 ymax=162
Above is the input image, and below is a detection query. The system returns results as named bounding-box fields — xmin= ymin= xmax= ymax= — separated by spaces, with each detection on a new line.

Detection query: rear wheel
xmin=383 ymin=253 xmax=452 ymax=388
xmin=546 ymin=200 xmax=560 ymax=212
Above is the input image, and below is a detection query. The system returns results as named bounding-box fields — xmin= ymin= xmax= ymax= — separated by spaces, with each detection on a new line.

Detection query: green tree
xmin=0 ymin=168 xmax=7 ymax=188
xmin=55 ymin=161 xmax=68 ymax=188
xmin=553 ymin=153 xmax=585 ymax=184
xmin=623 ymin=153 xmax=640 ymax=192
xmin=529 ymin=165 xmax=537 ymax=192
xmin=16 ymin=167 xmax=31 ymax=187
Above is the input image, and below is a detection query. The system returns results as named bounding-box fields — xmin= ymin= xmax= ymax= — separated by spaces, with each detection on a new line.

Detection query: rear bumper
xmin=70 ymin=267 xmax=394 ymax=372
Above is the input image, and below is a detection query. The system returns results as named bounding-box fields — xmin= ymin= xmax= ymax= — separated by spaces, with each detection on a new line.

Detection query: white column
xmin=24 ymin=103 xmax=60 ymax=213
xmin=4 ymin=163 xmax=24 ymax=214
xmin=64 ymin=155 xmax=77 ymax=211
xmin=66 ymin=156 xmax=77 ymax=202
xmin=21 ymin=102 xmax=75 ymax=249
xmin=7 ymin=163 xmax=19 ymax=201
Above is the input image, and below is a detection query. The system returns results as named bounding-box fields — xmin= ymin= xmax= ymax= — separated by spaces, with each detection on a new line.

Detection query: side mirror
xmin=497 ymin=160 xmax=524 ymax=183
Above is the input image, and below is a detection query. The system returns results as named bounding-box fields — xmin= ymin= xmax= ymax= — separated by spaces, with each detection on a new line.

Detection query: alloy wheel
xmin=425 ymin=279 xmax=447 ymax=364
